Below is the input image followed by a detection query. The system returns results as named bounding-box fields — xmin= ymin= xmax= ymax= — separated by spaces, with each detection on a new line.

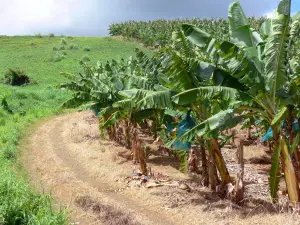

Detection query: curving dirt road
xmin=23 ymin=111 xmax=185 ymax=225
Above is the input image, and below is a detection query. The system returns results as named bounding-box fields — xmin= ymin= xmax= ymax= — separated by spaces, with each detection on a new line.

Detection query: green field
xmin=0 ymin=35 xmax=147 ymax=224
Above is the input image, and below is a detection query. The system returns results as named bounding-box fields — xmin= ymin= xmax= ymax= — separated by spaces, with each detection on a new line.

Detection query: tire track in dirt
xmin=23 ymin=112 xmax=179 ymax=225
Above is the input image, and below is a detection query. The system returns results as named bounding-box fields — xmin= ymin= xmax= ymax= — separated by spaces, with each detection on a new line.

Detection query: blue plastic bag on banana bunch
xmin=172 ymin=110 xmax=196 ymax=151
xmin=167 ymin=117 xmax=173 ymax=135
xmin=293 ymin=119 xmax=299 ymax=133
xmin=260 ymin=119 xmax=299 ymax=142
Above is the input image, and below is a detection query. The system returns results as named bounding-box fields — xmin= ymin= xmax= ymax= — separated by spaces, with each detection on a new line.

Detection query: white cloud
xmin=0 ymin=0 xmax=77 ymax=35
xmin=0 ymin=0 xmax=279 ymax=36
xmin=264 ymin=10 xmax=275 ymax=18
xmin=263 ymin=10 xmax=297 ymax=19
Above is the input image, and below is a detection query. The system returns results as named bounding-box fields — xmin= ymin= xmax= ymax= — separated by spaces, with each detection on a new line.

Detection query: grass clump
xmin=68 ymin=44 xmax=79 ymax=50
xmin=53 ymin=46 xmax=58 ymax=51
xmin=2 ymin=68 xmax=32 ymax=86
xmin=35 ymin=33 xmax=42 ymax=38
xmin=61 ymin=38 xmax=67 ymax=45
xmin=3 ymin=145 xmax=16 ymax=160
xmin=68 ymin=45 xmax=74 ymax=50
xmin=81 ymin=55 xmax=91 ymax=62
xmin=49 ymin=54 xmax=65 ymax=62
xmin=59 ymin=45 xmax=65 ymax=50
xmin=83 ymin=46 xmax=91 ymax=51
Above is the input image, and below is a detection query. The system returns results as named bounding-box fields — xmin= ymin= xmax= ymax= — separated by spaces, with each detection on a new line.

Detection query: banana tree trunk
xmin=132 ymin=128 xmax=139 ymax=163
xmin=138 ymin=141 xmax=147 ymax=175
xmin=208 ymin=138 xmax=231 ymax=185
xmin=247 ymin=127 xmax=251 ymax=140
xmin=188 ymin=149 xmax=199 ymax=173
xmin=124 ymin=120 xmax=131 ymax=149
xmin=287 ymin=114 xmax=299 ymax=165
xmin=153 ymin=112 xmax=159 ymax=140
xmin=208 ymin=153 xmax=218 ymax=191
xmin=107 ymin=125 xmax=116 ymax=141
xmin=280 ymin=135 xmax=300 ymax=206
xmin=201 ymin=144 xmax=209 ymax=187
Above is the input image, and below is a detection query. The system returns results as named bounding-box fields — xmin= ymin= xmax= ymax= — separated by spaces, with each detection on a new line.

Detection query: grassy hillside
xmin=0 ymin=35 xmax=146 ymax=224
xmin=0 ymin=36 xmax=146 ymax=84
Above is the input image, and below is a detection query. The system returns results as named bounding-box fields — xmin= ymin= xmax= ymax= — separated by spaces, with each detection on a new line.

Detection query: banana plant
xmin=179 ymin=0 xmax=300 ymax=204
xmin=62 ymin=0 xmax=300 ymax=203
xmin=156 ymin=29 xmax=241 ymax=187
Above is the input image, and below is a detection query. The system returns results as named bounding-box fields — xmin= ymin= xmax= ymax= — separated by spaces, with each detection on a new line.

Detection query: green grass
xmin=0 ymin=35 xmax=147 ymax=224
xmin=0 ymin=36 xmax=147 ymax=85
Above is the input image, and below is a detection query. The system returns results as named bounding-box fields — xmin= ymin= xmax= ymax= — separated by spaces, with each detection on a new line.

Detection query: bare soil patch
xmin=23 ymin=111 xmax=300 ymax=225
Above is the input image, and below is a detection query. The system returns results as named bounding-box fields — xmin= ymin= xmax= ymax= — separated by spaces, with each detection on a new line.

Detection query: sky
xmin=0 ymin=0 xmax=299 ymax=36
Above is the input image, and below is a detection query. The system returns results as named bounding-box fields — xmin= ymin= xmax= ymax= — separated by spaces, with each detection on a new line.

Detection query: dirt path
xmin=22 ymin=111 xmax=300 ymax=225
xmin=23 ymin=111 xmax=185 ymax=225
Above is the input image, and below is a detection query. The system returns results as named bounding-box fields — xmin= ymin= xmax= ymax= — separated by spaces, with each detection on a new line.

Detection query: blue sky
xmin=0 ymin=0 xmax=298 ymax=36
xmin=292 ymin=1 xmax=300 ymax=13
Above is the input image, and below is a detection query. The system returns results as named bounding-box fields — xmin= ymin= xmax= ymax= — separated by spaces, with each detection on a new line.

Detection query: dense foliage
xmin=109 ymin=17 xmax=266 ymax=46
xmin=62 ymin=0 xmax=300 ymax=205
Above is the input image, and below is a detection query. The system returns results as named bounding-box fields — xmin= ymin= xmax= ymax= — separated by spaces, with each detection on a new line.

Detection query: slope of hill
xmin=0 ymin=35 xmax=146 ymax=224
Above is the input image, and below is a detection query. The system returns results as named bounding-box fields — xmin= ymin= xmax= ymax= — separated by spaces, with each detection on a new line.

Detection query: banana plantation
xmin=109 ymin=14 xmax=266 ymax=47
xmin=61 ymin=0 xmax=300 ymax=206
